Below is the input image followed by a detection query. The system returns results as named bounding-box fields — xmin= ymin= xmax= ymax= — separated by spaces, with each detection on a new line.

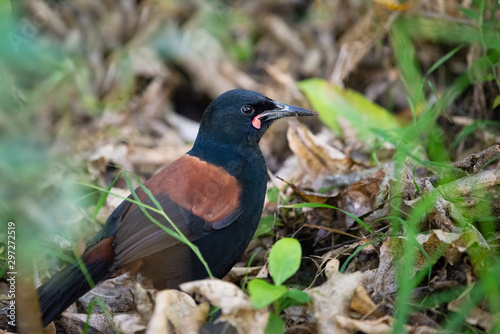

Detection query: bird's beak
xmin=260 ymin=102 xmax=318 ymax=121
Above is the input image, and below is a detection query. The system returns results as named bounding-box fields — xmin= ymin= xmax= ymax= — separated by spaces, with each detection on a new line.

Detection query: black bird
xmin=38 ymin=89 xmax=317 ymax=326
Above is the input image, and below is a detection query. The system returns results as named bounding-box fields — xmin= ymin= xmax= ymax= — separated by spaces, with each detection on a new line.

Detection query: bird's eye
xmin=241 ymin=105 xmax=254 ymax=115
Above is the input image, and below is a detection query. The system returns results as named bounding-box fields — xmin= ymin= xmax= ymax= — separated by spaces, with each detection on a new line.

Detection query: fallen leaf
xmin=416 ymin=229 xmax=487 ymax=267
xmin=342 ymin=169 xmax=386 ymax=228
xmin=298 ymin=79 xmax=401 ymax=140
xmin=41 ymin=322 xmax=56 ymax=334
xmin=349 ymin=285 xmax=384 ymax=318
xmin=134 ymin=282 xmax=155 ymax=324
xmin=308 ymin=259 xmax=364 ymax=334
xmin=114 ymin=313 xmax=147 ymax=334
xmin=287 ymin=122 xmax=350 ymax=181
xmin=277 ymin=176 xmax=339 ymax=204
xmin=146 ymin=289 xmax=208 ymax=334
xmin=87 ymin=143 xmax=132 ymax=177
xmin=223 ymin=266 xmax=263 ymax=283
xmin=62 ymin=313 xmax=114 ymax=334
xmin=448 ymin=287 xmax=494 ymax=332
xmin=180 ymin=279 xmax=269 ymax=334
xmin=78 ymin=274 xmax=135 ymax=315
xmin=374 ymin=240 xmax=400 ymax=295
xmin=333 ymin=314 xmax=393 ymax=334
xmin=333 ymin=315 xmax=437 ymax=334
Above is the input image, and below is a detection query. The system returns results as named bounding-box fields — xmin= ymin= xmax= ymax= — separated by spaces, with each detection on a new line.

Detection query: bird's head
xmin=195 ymin=89 xmax=317 ymax=146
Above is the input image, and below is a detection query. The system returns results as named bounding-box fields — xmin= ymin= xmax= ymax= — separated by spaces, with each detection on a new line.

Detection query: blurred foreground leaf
xmin=298 ymin=79 xmax=402 ymax=140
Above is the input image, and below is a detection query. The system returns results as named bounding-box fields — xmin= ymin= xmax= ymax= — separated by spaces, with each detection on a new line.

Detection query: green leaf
xmin=267 ymin=186 xmax=279 ymax=204
xmin=265 ymin=313 xmax=285 ymax=334
xmin=0 ymin=0 xmax=11 ymax=16
xmin=248 ymin=279 xmax=287 ymax=309
xmin=268 ymin=238 xmax=302 ymax=286
xmin=279 ymin=289 xmax=312 ymax=311
xmin=340 ymin=241 xmax=378 ymax=273
xmin=424 ymin=45 xmax=463 ymax=78
xmin=493 ymin=95 xmax=500 ymax=109
xmin=459 ymin=7 xmax=479 ymax=20
xmin=298 ymin=79 xmax=401 ymax=140
xmin=253 ymin=215 xmax=276 ymax=239
xmin=282 ymin=289 xmax=311 ymax=303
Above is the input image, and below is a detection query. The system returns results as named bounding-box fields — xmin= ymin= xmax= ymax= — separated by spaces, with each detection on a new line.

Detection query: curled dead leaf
xmin=134 ymin=282 xmax=155 ymax=324
xmin=309 ymin=259 xmax=364 ymax=334
xmin=114 ymin=313 xmax=147 ymax=334
xmin=349 ymin=285 xmax=384 ymax=318
xmin=287 ymin=122 xmax=350 ymax=180
xmin=333 ymin=314 xmax=393 ymax=334
xmin=374 ymin=240 xmax=399 ymax=295
xmin=180 ymin=279 xmax=269 ymax=334
xmin=224 ymin=266 xmax=263 ymax=283
xmin=146 ymin=289 xmax=208 ymax=334
xmin=342 ymin=169 xmax=386 ymax=228
xmin=277 ymin=176 xmax=339 ymax=204
xmin=416 ymin=229 xmax=486 ymax=267
xmin=448 ymin=287 xmax=494 ymax=332
xmin=333 ymin=315 xmax=437 ymax=334
xmin=88 ymin=143 xmax=132 ymax=177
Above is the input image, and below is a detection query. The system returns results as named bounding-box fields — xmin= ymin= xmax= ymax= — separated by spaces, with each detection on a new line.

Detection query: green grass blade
xmin=123 ymin=173 xmax=214 ymax=278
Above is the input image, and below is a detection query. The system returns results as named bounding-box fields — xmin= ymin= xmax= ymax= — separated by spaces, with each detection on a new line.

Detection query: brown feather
xmin=129 ymin=155 xmax=241 ymax=223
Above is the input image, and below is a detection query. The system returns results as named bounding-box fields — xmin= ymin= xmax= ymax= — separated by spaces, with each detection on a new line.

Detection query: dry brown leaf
xmin=63 ymin=313 xmax=114 ymax=334
xmin=146 ymin=290 xmax=208 ymax=334
xmin=448 ymin=288 xmax=494 ymax=332
xmin=284 ymin=306 xmax=315 ymax=323
xmin=374 ymin=229 xmax=483 ymax=296
xmin=114 ymin=313 xmax=147 ymax=334
xmin=180 ymin=279 xmax=268 ymax=334
xmin=308 ymin=259 xmax=364 ymax=334
xmin=416 ymin=229 xmax=489 ymax=268
xmin=134 ymin=282 xmax=155 ymax=324
xmin=224 ymin=266 xmax=263 ymax=283
xmin=287 ymin=122 xmax=350 ymax=181
xmin=128 ymin=145 xmax=184 ymax=167
xmin=88 ymin=143 xmax=132 ymax=177
xmin=374 ymin=240 xmax=400 ymax=295
xmin=333 ymin=315 xmax=438 ymax=334
xmin=342 ymin=169 xmax=385 ymax=227
xmin=451 ymin=145 xmax=500 ymax=174
xmin=41 ymin=322 xmax=56 ymax=334
xmin=277 ymin=176 xmax=339 ymax=204
xmin=256 ymin=264 xmax=269 ymax=279
xmin=331 ymin=4 xmax=396 ymax=83
xmin=350 ymin=285 xmax=384 ymax=318
xmin=333 ymin=315 xmax=393 ymax=334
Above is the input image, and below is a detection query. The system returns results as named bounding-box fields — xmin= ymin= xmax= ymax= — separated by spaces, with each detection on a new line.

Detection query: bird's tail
xmin=38 ymin=260 xmax=109 ymax=327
